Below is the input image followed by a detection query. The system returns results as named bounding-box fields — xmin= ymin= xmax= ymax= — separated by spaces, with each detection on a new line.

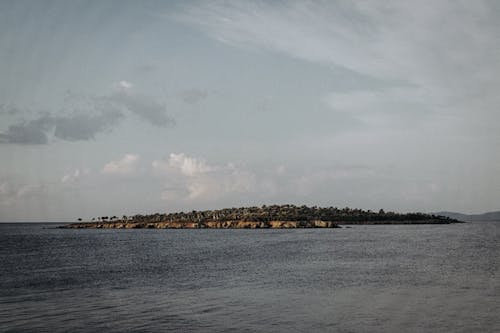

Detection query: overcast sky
xmin=1 ymin=0 xmax=499 ymax=221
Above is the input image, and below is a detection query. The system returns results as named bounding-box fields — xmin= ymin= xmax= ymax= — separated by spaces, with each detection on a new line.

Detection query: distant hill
xmin=434 ymin=211 xmax=500 ymax=222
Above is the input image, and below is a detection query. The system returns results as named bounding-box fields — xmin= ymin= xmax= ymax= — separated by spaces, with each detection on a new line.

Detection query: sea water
xmin=1 ymin=222 xmax=499 ymax=332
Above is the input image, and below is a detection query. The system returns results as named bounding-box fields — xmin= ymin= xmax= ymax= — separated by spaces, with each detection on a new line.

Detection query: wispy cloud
xmin=175 ymin=1 xmax=500 ymax=125
xmin=324 ymin=87 xmax=432 ymax=127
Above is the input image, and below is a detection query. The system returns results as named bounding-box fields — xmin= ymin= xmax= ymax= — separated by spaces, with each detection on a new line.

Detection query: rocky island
xmin=62 ymin=204 xmax=459 ymax=229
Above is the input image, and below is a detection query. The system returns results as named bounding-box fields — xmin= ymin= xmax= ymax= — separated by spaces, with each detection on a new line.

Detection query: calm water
xmin=1 ymin=222 xmax=499 ymax=332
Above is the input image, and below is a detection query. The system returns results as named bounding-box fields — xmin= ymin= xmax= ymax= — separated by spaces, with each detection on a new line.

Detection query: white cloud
xmin=102 ymin=154 xmax=140 ymax=176
xmin=153 ymin=153 xmax=262 ymax=200
xmin=152 ymin=153 xmax=215 ymax=177
xmin=116 ymin=80 xmax=134 ymax=92
xmin=168 ymin=153 xmax=214 ymax=176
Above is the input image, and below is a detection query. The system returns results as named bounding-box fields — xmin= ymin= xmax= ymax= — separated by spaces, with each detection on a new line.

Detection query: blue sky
xmin=1 ymin=0 xmax=499 ymax=221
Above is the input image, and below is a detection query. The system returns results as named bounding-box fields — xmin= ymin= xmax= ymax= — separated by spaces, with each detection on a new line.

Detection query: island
xmin=62 ymin=204 xmax=460 ymax=229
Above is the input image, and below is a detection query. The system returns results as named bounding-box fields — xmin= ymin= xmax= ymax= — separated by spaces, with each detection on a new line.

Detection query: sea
xmin=0 ymin=222 xmax=499 ymax=332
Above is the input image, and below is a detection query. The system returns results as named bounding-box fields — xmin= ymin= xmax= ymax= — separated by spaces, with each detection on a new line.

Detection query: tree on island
xmin=89 ymin=204 xmax=453 ymax=224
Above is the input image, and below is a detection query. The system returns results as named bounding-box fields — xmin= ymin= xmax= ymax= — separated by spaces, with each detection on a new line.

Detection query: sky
xmin=1 ymin=0 xmax=499 ymax=222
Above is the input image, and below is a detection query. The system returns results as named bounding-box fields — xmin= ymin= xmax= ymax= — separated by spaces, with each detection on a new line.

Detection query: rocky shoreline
xmin=62 ymin=220 xmax=339 ymax=229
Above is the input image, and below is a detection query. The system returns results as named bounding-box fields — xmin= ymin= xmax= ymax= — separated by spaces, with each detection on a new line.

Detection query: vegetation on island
xmin=80 ymin=204 xmax=456 ymax=224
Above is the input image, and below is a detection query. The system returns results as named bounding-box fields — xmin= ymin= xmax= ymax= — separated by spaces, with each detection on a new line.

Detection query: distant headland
xmin=62 ymin=204 xmax=460 ymax=229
